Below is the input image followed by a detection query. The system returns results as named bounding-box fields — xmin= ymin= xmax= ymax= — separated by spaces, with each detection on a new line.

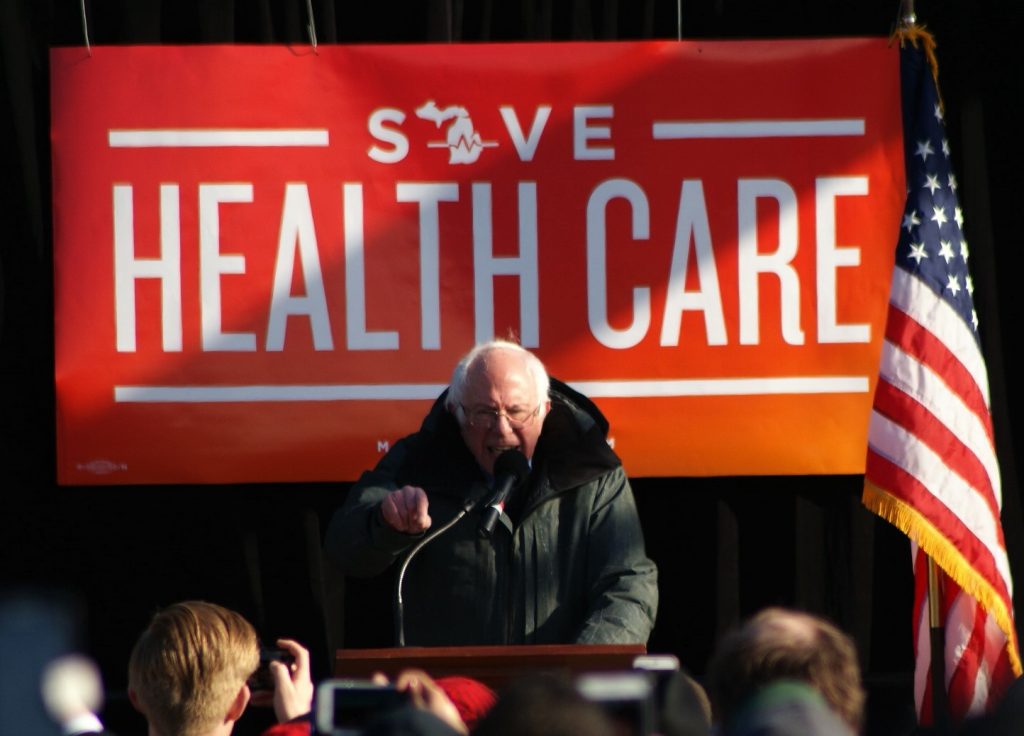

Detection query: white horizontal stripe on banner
xmin=652 ymin=119 xmax=865 ymax=139
xmin=115 ymin=384 xmax=447 ymax=402
xmin=570 ymin=376 xmax=868 ymax=397
xmin=115 ymin=376 xmax=868 ymax=404
xmin=108 ymin=129 xmax=330 ymax=147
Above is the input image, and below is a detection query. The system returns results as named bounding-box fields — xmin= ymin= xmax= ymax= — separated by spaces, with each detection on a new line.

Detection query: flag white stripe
xmin=868 ymin=412 xmax=1012 ymax=589
xmin=108 ymin=129 xmax=330 ymax=147
xmin=965 ymin=612 xmax=995 ymax=715
xmin=977 ymin=614 xmax=1007 ymax=711
xmin=890 ymin=268 xmax=991 ymax=405
xmin=945 ymin=590 xmax=975 ymax=690
xmin=879 ymin=342 xmax=1002 ymax=503
xmin=652 ymin=119 xmax=864 ymax=139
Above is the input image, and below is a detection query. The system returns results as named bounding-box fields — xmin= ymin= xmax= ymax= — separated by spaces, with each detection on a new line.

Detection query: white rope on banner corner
xmin=305 ymin=0 xmax=318 ymax=52
xmin=80 ymin=0 xmax=92 ymax=55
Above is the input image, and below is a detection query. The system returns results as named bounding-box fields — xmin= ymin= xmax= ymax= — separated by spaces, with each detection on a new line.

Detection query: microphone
xmin=478 ymin=449 xmax=530 ymax=538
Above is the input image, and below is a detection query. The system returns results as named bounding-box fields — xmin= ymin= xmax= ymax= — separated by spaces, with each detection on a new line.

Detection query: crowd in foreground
xmin=34 ymin=599 xmax=1024 ymax=736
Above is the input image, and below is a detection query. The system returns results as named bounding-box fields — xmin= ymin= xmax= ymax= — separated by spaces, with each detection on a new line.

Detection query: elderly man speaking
xmin=325 ymin=339 xmax=657 ymax=646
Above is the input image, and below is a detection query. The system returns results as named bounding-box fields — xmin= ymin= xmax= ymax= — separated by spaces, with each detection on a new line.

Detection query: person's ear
xmin=225 ymin=684 xmax=251 ymax=724
xmin=128 ymin=689 xmax=144 ymax=714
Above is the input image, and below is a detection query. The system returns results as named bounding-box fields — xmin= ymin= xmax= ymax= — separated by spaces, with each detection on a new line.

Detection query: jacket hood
xmin=401 ymin=377 xmax=622 ymax=499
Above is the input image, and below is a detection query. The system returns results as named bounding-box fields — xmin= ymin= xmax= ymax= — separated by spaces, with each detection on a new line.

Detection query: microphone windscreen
xmin=493 ymin=449 xmax=530 ymax=485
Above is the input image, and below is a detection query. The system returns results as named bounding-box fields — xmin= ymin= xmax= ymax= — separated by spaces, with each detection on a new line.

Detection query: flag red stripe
xmin=988 ymin=643 xmax=1016 ymax=709
xmin=872 ymin=379 xmax=1000 ymax=520
xmin=884 ymin=307 xmax=994 ymax=439
xmin=865 ymin=451 xmax=1010 ymax=603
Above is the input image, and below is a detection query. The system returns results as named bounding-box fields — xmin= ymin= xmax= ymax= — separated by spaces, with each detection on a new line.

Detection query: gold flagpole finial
xmin=898 ymin=0 xmax=917 ymax=29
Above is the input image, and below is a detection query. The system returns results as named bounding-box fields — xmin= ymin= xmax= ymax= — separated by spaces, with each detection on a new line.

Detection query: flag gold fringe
xmin=891 ymin=24 xmax=944 ymax=113
xmin=863 ymin=481 xmax=1022 ymax=676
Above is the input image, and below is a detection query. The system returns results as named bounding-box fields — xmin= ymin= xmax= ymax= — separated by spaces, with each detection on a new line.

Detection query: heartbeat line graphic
xmin=427 ymin=134 xmax=499 ymax=152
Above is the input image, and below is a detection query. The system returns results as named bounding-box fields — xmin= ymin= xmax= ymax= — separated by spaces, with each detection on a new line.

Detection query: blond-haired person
xmin=128 ymin=601 xmax=312 ymax=736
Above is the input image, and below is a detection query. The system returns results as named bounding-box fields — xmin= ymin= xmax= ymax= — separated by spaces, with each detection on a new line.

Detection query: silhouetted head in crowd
xmin=128 ymin=601 xmax=260 ymax=736
xmin=721 ymin=680 xmax=855 ymax=736
xmin=472 ymin=675 xmax=616 ymax=736
xmin=659 ymin=670 xmax=712 ymax=736
xmin=707 ymin=607 xmax=865 ymax=732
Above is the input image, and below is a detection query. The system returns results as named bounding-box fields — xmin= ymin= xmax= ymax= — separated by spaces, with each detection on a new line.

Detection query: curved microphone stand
xmin=393 ymin=500 xmax=475 ymax=647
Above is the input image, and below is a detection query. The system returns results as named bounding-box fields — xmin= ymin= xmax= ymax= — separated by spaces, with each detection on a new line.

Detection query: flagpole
xmin=896 ymin=2 xmax=955 ymax=721
xmin=901 ymin=7 xmax=953 ymax=727
xmin=927 ymin=556 xmax=951 ymax=731
xmin=898 ymin=0 xmax=915 ymax=26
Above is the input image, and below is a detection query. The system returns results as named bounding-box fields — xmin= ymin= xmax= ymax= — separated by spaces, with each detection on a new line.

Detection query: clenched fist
xmin=381 ymin=485 xmax=432 ymax=534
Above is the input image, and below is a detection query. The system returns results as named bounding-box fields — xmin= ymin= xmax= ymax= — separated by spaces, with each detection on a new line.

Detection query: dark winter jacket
xmin=324 ymin=383 xmax=658 ymax=646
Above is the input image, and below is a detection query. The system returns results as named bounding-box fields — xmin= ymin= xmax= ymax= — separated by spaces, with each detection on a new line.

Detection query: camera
xmin=315 ymin=679 xmax=412 ymax=735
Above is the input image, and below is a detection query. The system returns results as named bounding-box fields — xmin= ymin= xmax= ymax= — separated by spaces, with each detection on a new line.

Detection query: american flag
xmin=862 ymin=35 xmax=1021 ymax=722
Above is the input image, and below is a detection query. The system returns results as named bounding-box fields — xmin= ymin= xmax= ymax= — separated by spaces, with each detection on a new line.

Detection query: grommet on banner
xmin=80 ymin=0 xmax=92 ymax=56
xmin=305 ymin=0 xmax=318 ymax=53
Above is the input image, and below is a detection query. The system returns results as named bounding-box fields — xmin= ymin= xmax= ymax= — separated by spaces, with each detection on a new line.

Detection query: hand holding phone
xmin=269 ymin=639 xmax=314 ymax=723
xmin=315 ymin=679 xmax=411 ymax=735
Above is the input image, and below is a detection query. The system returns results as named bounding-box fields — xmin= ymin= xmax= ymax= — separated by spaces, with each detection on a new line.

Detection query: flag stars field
xmin=939 ymin=240 xmax=955 ymax=263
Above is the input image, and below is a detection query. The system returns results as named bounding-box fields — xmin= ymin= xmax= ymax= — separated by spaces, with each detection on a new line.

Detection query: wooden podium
xmin=335 ymin=644 xmax=646 ymax=691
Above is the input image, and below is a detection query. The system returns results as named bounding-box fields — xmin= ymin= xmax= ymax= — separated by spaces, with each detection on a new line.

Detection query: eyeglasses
xmin=459 ymin=402 xmax=542 ymax=429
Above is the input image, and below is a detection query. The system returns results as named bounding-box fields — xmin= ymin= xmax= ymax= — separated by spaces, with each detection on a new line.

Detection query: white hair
xmin=445 ymin=340 xmax=550 ymax=420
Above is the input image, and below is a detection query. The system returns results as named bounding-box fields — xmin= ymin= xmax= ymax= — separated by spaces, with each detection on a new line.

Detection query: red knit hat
xmin=435 ymin=676 xmax=497 ymax=730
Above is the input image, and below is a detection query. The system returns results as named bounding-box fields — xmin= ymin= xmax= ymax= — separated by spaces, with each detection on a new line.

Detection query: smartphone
xmin=248 ymin=647 xmax=296 ymax=692
xmin=315 ymin=679 xmax=411 ymax=735
xmin=633 ymin=654 xmax=680 ymax=704
xmin=576 ymin=671 xmax=655 ymax=736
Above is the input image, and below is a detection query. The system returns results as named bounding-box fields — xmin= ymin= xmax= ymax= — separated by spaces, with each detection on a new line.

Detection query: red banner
xmin=51 ymin=40 xmax=904 ymax=484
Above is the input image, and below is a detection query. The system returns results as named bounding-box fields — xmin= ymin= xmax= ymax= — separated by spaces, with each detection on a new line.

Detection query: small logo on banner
xmin=77 ymin=459 xmax=129 ymax=475
xmin=416 ymin=100 xmax=498 ymax=164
